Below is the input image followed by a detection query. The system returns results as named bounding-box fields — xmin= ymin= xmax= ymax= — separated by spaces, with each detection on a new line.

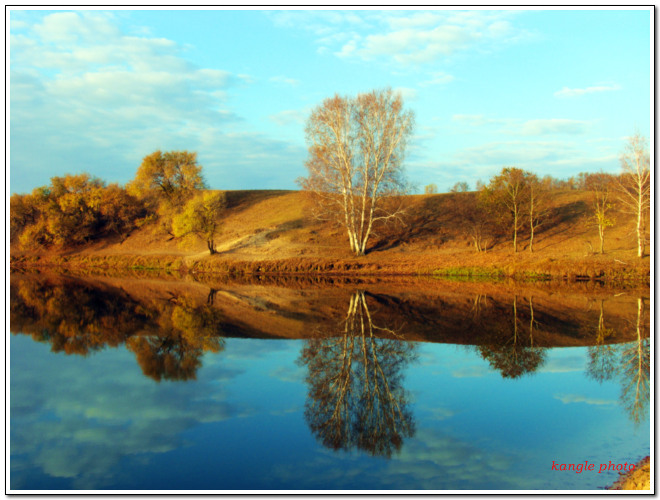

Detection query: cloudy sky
xmin=9 ymin=7 xmax=652 ymax=195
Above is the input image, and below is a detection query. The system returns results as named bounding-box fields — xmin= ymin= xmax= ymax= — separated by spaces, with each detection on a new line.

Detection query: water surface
xmin=9 ymin=273 xmax=650 ymax=491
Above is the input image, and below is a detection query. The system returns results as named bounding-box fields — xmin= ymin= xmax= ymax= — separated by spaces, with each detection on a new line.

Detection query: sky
xmin=8 ymin=7 xmax=653 ymax=195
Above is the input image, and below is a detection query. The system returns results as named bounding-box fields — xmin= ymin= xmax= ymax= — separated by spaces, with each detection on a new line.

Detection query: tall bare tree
xmin=483 ymin=167 xmax=529 ymax=253
xmin=298 ymin=89 xmax=414 ymax=256
xmin=587 ymin=173 xmax=615 ymax=254
xmin=617 ymin=132 xmax=650 ymax=258
xmin=526 ymin=173 xmax=550 ymax=253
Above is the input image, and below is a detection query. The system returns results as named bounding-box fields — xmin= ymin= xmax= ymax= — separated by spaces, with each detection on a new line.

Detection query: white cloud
xmin=395 ymin=86 xmax=418 ymax=101
xmin=9 ymin=11 xmax=308 ymax=194
xmin=521 ymin=119 xmax=592 ymax=136
xmin=420 ymin=71 xmax=455 ymax=87
xmin=269 ymin=75 xmax=301 ymax=87
xmin=273 ymin=10 xmax=530 ymax=67
xmin=554 ymin=84 xmax=621 ymax=98
xmin=554 ymin=393 xmax=617 ymax=406
xmin=269 ymin=109 xmax=307 ymax=127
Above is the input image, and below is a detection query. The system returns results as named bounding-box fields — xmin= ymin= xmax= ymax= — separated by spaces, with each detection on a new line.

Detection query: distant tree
xmin=483 ymin=167 xmax=530 ymax=253
xmin=424 ymin=183 xmax=438 ymax=194
xmin=617 ymin=132 xmax=650 ymax=258
xmin=588 ymin=173 xmax=615 ymax=254
xmin=450 ymin=181 xmax=470 ymax=193
xmin=453 ymin=190 xmax=495 ymax=252
xmin=526 ymin=174 xmax=551 ymax=253
xmin=172 ymin=191 xmax=227 ymax=254
xmin=128 ymin=150 xmax=206 ymax=208
xmin=298 ymin=88 xmax=414 ymax=256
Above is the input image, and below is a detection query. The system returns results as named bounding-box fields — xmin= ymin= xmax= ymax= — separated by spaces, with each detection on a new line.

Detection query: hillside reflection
xmin=10 ymin=272 xmax=649 ymax=412
xmin=10 ymin=276 xmax=225 ymax=381
xmin=297 ymin=291 xmax=417 ymax=457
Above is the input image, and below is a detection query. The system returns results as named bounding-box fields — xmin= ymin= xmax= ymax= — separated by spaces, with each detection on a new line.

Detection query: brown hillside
xmin=10 ymin=189 xmax=651 ymax=280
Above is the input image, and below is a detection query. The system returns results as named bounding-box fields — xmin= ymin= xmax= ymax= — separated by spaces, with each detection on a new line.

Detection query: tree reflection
xmin=10 ymin=278 xmax=147 ymax=355
xmin=477 ymin=296 xmax=547 ymax=379
xmin=588 ymin=297 xmax=650 ymax=424
xmin=127 ymin=297 xmax=226 ymax=382
xmin=10 ymin=276 xmax=225 ymax=382
xmin=298 ymin=291 xmax=417 ymax=457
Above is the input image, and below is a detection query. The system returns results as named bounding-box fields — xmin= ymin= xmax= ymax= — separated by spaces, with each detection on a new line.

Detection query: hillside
xmin=10 ymin=189 xmax=651 ymax=281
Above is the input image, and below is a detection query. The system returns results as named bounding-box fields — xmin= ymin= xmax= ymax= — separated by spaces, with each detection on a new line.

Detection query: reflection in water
xmin=127 ymin=296 xmax=225 ymax=381
xmin=298 ymin=291 xmax=417 ymax=457
xmin=9 ymin=273 xmax=651 ymax=490
xmin=476 ymin=296 xmax=547 ymax=379
xmin=10 ymin=277 xmax=225 ymax=381
xmin=588 ymin=297 xmax=650 ymax=425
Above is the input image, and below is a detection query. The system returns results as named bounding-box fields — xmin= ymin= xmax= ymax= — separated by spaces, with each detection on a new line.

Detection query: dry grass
xmin=11 ymin=189 xmax=650 ymax=281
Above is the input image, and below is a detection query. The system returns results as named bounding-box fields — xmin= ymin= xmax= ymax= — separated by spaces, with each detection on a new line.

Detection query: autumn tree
xmin=453 ymin=190 xmax=495 ymax=252
xmin=450 ymin=181 xmax=470 ymax=193
xmin=483 ymin=167 xmax=530 ymax=253
xmin=424 ymin=183 xmax=438 ymax=194
xmin=617 ymin=132 xmax=650 ymax=258
xmin=172 ymin=191 xmax=227 ymax=254
xmin=10 ymin=173 xmax=151 ymax=249
xmin=526 ymin=174 xmax=550 ymax=253
xmin=298 ymin=88 xmax=414 ymax=256
xmin=587 ymin=173 xmax=615 ymax=254
xmin=128 ymin=150 xmax=206 ymax=208
xmin=98 ymin=184 xmax=146 ymax=242
xmin=42 ymin=173 xmax=106 ymax=246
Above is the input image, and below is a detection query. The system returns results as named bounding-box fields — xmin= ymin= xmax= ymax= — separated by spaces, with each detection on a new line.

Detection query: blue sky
xmin=9 ymin=7 xmax=652 ymax=194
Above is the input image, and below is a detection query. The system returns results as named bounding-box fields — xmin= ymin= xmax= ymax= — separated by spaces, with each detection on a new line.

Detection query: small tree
xmin=450 ymin=181 xmax=470 ymax=193
xmin=298 ymin=88 xmax=414 ymax=256
xmin=527 ymin=174 xmax=550 ymax=253
xmin=617 ymin=132 xmax=650 ymax=258
xmin=588 ymin=173 xmax=615 ymax=254
xmin=484 ymin=167 xmax=529 ymax=253
xmin=424 ymin=183 xmax=438 ymax=194
xmin=172 ymin=191 xmax=226 ymax=254
xmin=453 ymin=190 xmax=494 ymax=252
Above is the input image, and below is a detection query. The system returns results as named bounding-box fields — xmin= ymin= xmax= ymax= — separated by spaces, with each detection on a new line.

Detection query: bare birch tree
xmin=298 ymin=89 xmax=414 ymax=256
xmin=527 ymin=173 xmax=550 ymax=253
xmin=483 ymin=167 xmax=529 ymax=253
xmin=617 ymin=132 xmax=651 ymax=258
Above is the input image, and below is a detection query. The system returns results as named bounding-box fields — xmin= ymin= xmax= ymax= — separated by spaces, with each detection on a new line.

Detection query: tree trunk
xmin=599 ymin=225 xmax=605 ymax=254
xmin=207 ymin=239 xmax=216 ymax=255
xmin=513 ymin=211 xmax=518 ymax=253
xmin=636 ymin=197 xmax=644 ymax=257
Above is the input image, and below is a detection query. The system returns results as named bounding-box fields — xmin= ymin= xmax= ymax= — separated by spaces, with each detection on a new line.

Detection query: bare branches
xmin=617 ymin=132 xmax=650 ymax=258
xmin=298 ymin=89 xmax=414 ymax=256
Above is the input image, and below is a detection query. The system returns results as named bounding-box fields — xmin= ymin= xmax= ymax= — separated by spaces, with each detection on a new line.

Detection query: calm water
xmin=9 ymin=273 xmax=650 ymax=491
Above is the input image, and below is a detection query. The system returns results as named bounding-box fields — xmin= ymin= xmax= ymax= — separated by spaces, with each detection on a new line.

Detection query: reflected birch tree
xmin=587 ymin=297 xmax=650 ymax=424
xmin=298 ymin=291 xmax=417 ymax=457
xmin=478 ymin=295 xmax=547 ymax=378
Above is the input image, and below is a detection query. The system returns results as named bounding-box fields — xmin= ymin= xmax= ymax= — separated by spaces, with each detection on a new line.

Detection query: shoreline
xmin=9 ymin=251 xmax=651 ymax=284
xmin=608 ymin=456 xmax=651 ymax=490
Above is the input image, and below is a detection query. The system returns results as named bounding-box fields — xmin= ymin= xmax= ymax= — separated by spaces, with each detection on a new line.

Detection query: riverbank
xmin=10 ymin=189 xmax=651 ymax=283
xmin=609 ymin=456 xmax=651 ymax=490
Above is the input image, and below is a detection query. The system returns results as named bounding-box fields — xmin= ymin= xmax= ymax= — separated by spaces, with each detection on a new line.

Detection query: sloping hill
xmin=11 ymin=189 xmax=651 ymax=280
